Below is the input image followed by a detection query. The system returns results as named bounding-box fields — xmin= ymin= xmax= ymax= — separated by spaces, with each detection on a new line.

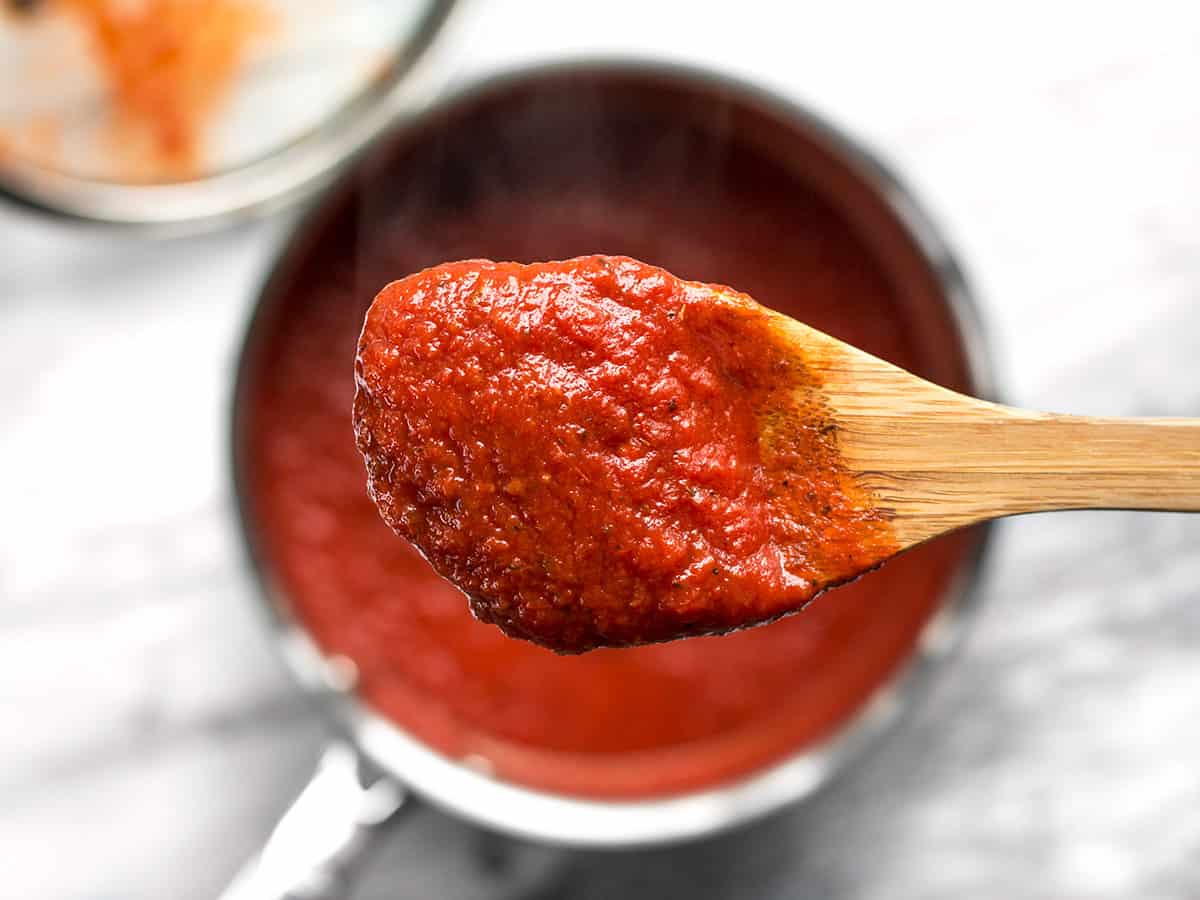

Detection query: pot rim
xmin=229 ymin=55 xmax=999 ymax=848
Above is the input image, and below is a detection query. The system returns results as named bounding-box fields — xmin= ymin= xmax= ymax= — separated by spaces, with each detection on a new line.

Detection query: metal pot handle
xmin=218 ymin=742 xmax=407 ymax=900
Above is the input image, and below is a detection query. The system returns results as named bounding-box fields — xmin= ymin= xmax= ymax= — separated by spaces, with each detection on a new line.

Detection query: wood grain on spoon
xmin=767 ymin=312 xmax=1200 ymax=548
xmin=353 ymin=255 xmax=1200 ymax=653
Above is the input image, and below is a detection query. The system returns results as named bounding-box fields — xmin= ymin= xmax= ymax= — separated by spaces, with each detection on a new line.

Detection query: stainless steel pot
xmin=224 ymin=60 xmax=998 ymax=898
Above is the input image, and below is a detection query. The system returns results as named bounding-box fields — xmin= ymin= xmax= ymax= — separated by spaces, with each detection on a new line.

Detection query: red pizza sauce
xmin=240 ymin=76 xmax=979 ymax=798
xmin=354 ymin=256 xmax=896 ymax=652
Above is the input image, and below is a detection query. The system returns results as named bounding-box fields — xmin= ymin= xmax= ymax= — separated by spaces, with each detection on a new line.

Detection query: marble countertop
xmin=3 ymin=2 xmax=1199 ymax=897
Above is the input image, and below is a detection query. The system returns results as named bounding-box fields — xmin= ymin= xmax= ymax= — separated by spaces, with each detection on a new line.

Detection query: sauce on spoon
xmin=355 ymin=255 xmax=899 ymax=653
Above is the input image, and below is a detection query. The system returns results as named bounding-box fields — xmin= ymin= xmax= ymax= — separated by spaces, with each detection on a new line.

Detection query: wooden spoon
xmin=771 ymin=313 xmax=1200 ymax=551
xmin=354 ymin=256 xmax=1200 ymax=653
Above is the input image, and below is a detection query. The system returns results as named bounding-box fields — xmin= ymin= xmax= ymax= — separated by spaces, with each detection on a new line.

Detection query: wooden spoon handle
xmin=843 ymin=406 xmax=1200 ymax=547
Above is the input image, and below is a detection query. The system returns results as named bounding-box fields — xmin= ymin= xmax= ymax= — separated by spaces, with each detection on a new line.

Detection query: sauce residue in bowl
xmin=4 ymin=0 xmax=272 ymax=176
xmin=354 ymin=256 xmax=897 ymax=652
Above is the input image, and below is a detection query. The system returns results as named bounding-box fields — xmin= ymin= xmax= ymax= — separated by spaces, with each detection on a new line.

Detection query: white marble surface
xmin=3 ymin=2 xmax=1200 ymax=897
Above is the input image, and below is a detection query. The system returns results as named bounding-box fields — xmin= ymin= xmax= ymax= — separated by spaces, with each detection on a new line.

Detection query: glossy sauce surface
xmin=241 ymin=83 xmax=977 ymax=797
xmin=355 ymin=256 xmax=895 ymax=652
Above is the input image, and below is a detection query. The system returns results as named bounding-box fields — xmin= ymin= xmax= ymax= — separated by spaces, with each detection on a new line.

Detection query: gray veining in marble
xmin=3 ymin=2 xmax=1199 ymax=898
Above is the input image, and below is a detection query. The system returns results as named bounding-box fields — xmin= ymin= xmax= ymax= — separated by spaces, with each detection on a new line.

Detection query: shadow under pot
xmin=227 ymin=60 xmax=996 ymax=895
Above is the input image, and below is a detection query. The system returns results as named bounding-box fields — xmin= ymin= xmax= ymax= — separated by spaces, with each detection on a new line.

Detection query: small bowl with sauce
xmin=228 ymin=60 xmax=996 ymax=886
xmin=0 ymin=0 xmax=455 ymax=229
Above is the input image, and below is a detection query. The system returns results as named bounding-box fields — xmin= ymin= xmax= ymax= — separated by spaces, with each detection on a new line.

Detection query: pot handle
xmin=218 ymin=741 xmax=407 ymax=900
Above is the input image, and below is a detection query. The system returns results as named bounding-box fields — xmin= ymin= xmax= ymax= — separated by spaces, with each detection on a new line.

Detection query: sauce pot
xmin=224 ymin=61 xmax=997 ymax=898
